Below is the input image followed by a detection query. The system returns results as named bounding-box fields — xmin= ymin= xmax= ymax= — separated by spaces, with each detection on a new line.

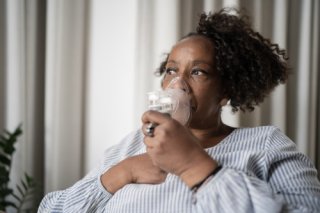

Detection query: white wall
xmin=85 ymin=0 xmax=138 ymax=172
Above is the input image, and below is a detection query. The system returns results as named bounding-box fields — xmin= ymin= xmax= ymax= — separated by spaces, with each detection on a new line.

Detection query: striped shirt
xmin=38 ymin=126 xmax=320 ymax=212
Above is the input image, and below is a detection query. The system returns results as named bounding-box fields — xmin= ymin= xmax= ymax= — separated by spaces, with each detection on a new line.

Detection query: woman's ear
xmin=219 ymin=98 xmax=228 ymax=107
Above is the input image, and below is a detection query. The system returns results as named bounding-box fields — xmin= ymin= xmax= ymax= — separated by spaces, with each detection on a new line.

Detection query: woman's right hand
xmin=100 ymin=153 xmax=167 ymax=194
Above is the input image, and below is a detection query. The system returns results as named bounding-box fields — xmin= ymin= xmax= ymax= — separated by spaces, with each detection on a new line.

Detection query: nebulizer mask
xmin=147 ymin=77 xmax=191 ymax=126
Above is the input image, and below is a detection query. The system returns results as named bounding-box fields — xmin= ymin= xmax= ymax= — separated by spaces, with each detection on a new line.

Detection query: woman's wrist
xmin=179 ymin=155 xmax=218 ymax=188
xmin=190 ymin=165 xmax=222 ymax=192
xmin=100 ymin=161 xmax=132 ymax=194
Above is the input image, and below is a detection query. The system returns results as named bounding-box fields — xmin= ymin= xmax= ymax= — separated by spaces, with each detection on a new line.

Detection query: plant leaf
xmin=0 ymin=200 xmax=17 ymax=209
xmin=16 ymin=185 xmax=24 ymax=197
xmin=25 ymin=173 xmax=32 ymax=184
xmin=0 ymin=155 xmax=11 ymax=166
xmin=13 ymin=124 xmax=23 ymax=135
xmin=0 ymin=164 xmax=9 ymax=171
xmin=0 ymin=134 xmax=7 ymax=142
xmin=3 ymin=146 xmax=15 ymax=155
xmin=0 ymin=166 xmax=9 ymax=178
xmin=12 ymin=193 xmax=22 ymax=202
xmin=0 ymin=173 xmax=9 ymax=183
xmin=0 ymin=187 xmax=13 ymax=197
xmin=21 ymin=179 xmax=28 ymax=191
xmin=0 ymin=124 xmax=26 ymax=211
xmin=0 ymin=141 xmax=5 ymax=149
xmin=3 ymin=130 xmax=11 ymax=137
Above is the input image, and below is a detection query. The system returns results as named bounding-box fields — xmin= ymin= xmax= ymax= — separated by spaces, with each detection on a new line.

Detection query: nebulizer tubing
xmin=146 ymin=77 xmax=191 ymax=136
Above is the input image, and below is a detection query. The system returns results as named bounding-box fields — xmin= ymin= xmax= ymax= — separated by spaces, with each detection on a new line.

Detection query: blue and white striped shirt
xmin=38 ymin=126 xmax=320 ymax=212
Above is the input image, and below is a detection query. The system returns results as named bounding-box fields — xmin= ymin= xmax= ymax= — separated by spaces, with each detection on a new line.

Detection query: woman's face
xmin=162 ymin=36 xmax=224 ymax=129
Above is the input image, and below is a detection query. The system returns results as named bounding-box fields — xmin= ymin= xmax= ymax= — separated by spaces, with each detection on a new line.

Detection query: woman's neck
xmin=190 ymin=124 xmax=234 ymax=148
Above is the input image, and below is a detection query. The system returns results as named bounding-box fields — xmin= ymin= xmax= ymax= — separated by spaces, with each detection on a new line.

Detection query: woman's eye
xmin=165 ymin=68 xmax=177 ymax=75
xmin=191 ymin=69 xmax=207 ymax=76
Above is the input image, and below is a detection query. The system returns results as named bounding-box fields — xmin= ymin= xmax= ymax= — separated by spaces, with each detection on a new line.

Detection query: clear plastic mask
xmin=147 ymin=77 xmax=191 ymax=126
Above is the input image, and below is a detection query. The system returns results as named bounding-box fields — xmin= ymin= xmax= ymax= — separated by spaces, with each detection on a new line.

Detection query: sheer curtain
xmin=0 ymin=0 xmax=319 ymax=209
xmin=1 ymin=0 xmax=46 ymax=210
xmin=44 ymin=0 xmax=89 ymax=193
xmin=1 ymin=0 xmax=89 ymax=207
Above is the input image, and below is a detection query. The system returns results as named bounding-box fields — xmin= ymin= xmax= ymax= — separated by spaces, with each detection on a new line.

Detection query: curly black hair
xmin=157 ymin=8 xmax=289 ymax=112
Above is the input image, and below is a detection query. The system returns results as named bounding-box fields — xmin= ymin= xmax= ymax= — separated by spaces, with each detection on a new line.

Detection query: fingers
xmin=141 ymin=110 xmax=172 ymax=138
xmin=144 ymin=134 xmax=154 ymax=148
xmin=141 ymin=110 xmax=171 ymax=125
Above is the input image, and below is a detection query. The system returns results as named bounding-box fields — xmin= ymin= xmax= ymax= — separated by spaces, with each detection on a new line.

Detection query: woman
xmin=38 ymin=9 xmax=320 ymax=212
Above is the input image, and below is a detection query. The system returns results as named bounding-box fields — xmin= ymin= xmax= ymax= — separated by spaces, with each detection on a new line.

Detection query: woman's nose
xmin=165 ymin=77 xmax=190 ymax=93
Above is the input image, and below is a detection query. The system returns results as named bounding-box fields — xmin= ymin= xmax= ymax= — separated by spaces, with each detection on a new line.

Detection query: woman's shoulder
xmin=234 ymin=125 xmax=289 ymax=141
xmin=228 ymin=125 xmax=281 ymax=141
xmin=234 ymin=125 xmax=280 ymax=135
xmin=231 ymin=125 xmax=294 ymax=149
xmin=220 ymin=125 xmax=291 ymax=149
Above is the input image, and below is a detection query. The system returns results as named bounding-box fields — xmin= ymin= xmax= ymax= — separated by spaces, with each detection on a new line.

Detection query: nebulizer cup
xmin=147 ymin=77 xmax=191 ymax=126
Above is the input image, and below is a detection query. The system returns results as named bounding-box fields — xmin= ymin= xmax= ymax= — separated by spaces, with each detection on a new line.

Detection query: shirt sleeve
xmin=193 ymin=127 xmax=320 ymax=213
xmin=38 ymin=130 xmax=144 ymax=213
xmin=265 ymin=128 xmax=320 ymax=212
xmin=37 ymin=173 xmax=113 ymax=212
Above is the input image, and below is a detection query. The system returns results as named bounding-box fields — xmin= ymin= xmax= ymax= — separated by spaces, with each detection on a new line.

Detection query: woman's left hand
xmin=141 ymin=110 xmax=218 ymax=187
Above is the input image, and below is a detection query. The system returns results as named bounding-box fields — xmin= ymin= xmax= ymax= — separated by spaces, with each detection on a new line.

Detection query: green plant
xmin=0 ymin=125 xmax=38 ymax=212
